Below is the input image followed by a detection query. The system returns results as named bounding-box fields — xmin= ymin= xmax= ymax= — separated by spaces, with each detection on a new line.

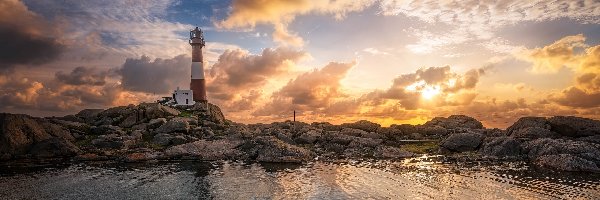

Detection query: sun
xmin=421 ymin=85 xmax=441 ymax=100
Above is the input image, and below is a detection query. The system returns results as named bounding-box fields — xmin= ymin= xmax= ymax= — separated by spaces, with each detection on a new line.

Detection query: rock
xmin=322 ymin=131 xmax=355 ymax=145
xmin=548 ymin=116 xmax=600 ymax=137
xmin=148 ymin=118 xmax=167 ymax=129
xmin=418 ymin=125 xmax=448 ymax=136
xmin=479 ymin=137 xmax=521 ymax=157
xmin=340 ymin=128 xmax=366 ymax=137
xmin=341 ymin=120 xmax=381 ymax=132
xmin=119 ymin=115 xmax=138 ymax=128
xmin=249 ymin=136 xmax=315 ymax=163
xmin=348 ymin=137 xmax=383 ymax=148
xmin=0 ymin=113 xmax=52 ymax=155
xmin=153 ymin=133 xmax=175 ymax=146
xmin=311 ymin=122 xmax=342 ymax=131
xmin=535 ymin=154 xmax=599 ymax=172
xmin=576 ymin=135 xmax=600 ymax=145
xmin=440 ymin=132 xmax=484 ymax=152
xmin=507 ymin=117 xmax=551 ymax=135
xmin=295 ymin=130 xmax=321 ymax=144
xmin=123 ymin=152 xmax=159 ymax=162
xmin=28 ymin=138 xmax=80 ymax=158
xmin=373 ymin=146 xmax=415 ymax=159
xmin=75 ymin=109 xmax=104 ymax=123
xmin=510 ymin=127 xmax=559 ymax=139
xmin=165 ymin=139 xmax=244 ymax=160
xmin=141 ymin=103 xmax=180 ymax=119
xmin=521 ymin=138 xmax=600 ymax=164
xmin=171 ymin=136 xmax=188 ymax=145
xmin=155 ymin=120 xmax=189 ymax=134
xmin=40 ymin=121 xmax=75 ymax=142
xmin=74 ymin=153 xmax=108 ymax=161
xmin=90 ymin=125 xmax=122 ymax=135
xmin=424 ymin=115 xmax=483 ymax=130
xmin=91 ymin=134 xmax=134 ymax=149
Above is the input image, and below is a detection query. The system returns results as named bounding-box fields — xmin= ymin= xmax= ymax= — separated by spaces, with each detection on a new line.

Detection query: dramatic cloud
xmin=207 ymin=48 xmax=308 ymax=101
xmin=55 ymin=67 xmax=109 ymax=86
xmin=0 ymin=0 xmax=63 ymax=71
xmin=217 ymin=0 xmax=375 ymax=46
xmin=520 ymin=34 xmax=600 ymax=108
xmin=368 ymin=66 xmax=488 ymax=109
xmin=254 ymin=61 xmax=356 ymax=116
xmin=380 ymin=0 xmax=600 ymax=53
xmin=119 ymin=55 xmax=191 ymax=94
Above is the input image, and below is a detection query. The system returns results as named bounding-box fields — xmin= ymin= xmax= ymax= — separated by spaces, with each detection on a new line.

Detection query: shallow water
xmin=1 ymin=157 xmax=599 ymax=199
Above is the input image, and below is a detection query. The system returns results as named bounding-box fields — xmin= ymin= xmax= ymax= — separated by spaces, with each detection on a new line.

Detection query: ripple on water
xmin=0 ymin=159 xmax=599 ymax=199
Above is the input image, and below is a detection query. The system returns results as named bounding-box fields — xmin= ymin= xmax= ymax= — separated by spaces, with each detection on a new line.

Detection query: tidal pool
xmin=1 ymin=156 xmax=598 ymax=199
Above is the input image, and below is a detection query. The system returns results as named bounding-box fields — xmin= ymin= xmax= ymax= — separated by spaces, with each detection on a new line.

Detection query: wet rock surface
xmin=2 ymin=104 xmax=600 ymax=172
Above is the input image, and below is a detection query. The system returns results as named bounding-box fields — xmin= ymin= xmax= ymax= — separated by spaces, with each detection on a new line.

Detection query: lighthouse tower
xmin=190 ymin=27 xmax=207 ymax=102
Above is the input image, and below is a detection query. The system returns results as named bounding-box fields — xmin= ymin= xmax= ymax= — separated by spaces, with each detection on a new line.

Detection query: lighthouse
xmin=190 ymin=27 xmax=207 ymax=102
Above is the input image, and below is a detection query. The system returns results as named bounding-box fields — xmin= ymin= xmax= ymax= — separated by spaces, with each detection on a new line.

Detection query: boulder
xmin=90 ymin=125 xmax=122 ymax=135
xmin=506 ymin=117 xmax=551 ymax=135
xmin=0 ymin=113 xmax=52 ymax=155
xmin=123 ymin=152 xmax=160 ymax=162
xmin=548 ymin=116 xmax=600 ymax=137
xmin=340 ymin=128 xmax=366 ymax=137
xmin=348 ymin=137 xmax=383 ymax=148
xmin=321 ymin=131 xmax=355 ymax=145
xmin=153 ymin=133 xmax=175 ymax=146
xmin=510 ymin=127 xmax=559 ymax=139
xmin=28 ymin=138 xmax=80 ymax=158
xmin=418 ymin=125 xmax=448 ymax=136
xmin=119 ymin=115 xmax=138 ymax=128
xmin=238 ymin=136 xmax=315 ymax=163
xmin=576 ymin=135 xmax=600 ymax=145
xmin=155 ymin=120 xmax=189 ymax=134
xmin=521 ymin=138 xmax=600 ymax=164
xmin=75 ymin=109 xmax=104 ymax=123
xmin=295 ymin=130 xmax=321 ymax=144
xmin=341 ymin=120 xmax=381 ymax=132
xmin=479 ymin=137 xmax=521 ymax=157
xmin=424 ymin=115 xmax=483 ymax=130
xmin=440 ymin=132 xmax=484 ymax=152
xmin=373 ymin=146 xmax=415 ymax=159
xmin=148 ymin=118 xmax=167 ymax=129
xmin=164 ymin=139 xmax=244 ymax=160
xmin=535 ymin=154 xmax=599 ymax=172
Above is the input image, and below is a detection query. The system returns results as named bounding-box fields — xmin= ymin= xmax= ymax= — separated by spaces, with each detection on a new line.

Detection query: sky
xmin=1 ymin=0 xmax=599 ymax=128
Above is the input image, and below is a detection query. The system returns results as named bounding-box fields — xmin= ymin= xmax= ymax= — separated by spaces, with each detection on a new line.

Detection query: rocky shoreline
xmin=1 ymin=102 xmax=599 ymax=172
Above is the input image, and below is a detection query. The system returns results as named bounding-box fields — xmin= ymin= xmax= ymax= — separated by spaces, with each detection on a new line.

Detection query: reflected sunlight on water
xmin=0 ymin=158 xmax=599 ymax=199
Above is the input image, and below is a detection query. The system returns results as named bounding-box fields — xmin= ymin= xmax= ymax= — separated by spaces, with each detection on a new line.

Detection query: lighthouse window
xmin=186 ymin=99 xmax=189 ymax=104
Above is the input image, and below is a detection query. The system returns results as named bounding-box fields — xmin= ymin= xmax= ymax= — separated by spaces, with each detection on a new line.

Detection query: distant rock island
xmin=1 ymin=102 xmax=600 ymax=172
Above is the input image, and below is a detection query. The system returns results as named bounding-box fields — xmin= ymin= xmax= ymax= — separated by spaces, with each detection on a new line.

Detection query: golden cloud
xmin=216 ymin=0 xmax=375 ymax=46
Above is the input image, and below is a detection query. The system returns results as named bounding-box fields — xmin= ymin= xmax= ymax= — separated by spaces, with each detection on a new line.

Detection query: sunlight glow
xmin=421 ymin=85 xmax=441 ymax=99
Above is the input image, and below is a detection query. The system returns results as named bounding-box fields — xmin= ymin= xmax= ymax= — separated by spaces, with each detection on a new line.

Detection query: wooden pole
xmin=293 ymin=110 xmax=296 ymax=122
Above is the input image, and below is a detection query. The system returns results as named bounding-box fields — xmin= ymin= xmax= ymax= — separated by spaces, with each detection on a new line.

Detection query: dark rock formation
xmin=425 ymin=115 xmax=483 ymax=130
xmin=548 ymin=116 xmax=600 ymax=137
xmin=479 ymin=137 xmax=521 ymax=157
xmin=440 ymin=132 xmax=484 ymax=152
xmin=535 ymin=154 xmax=599 ymax=172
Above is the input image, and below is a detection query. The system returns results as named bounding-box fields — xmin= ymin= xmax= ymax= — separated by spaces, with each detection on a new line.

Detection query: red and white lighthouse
xmin=189 ymin=27 xmax=207 ymax=102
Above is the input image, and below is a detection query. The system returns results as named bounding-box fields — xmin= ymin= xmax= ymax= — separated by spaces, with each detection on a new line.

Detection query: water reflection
xmin=0 ymin=159 xmax=599 ymax=199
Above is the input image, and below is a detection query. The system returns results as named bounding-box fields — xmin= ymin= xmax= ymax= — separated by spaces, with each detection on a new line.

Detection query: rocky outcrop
xmin=548 ymin=116 xmax=600 ymax=137
xmin=424 ymin=115 xmax=484 ymax=130
xmin=239 ymin=136 xmax=315 ymax=163
xmin=440 ymin=132 xmax=484 ymax=152
xmin=479 ymin=137 xmax=521 ymax=157
xmin=535 ymin=154 xmax=599 ymax=172
xmin=341 ymin=120 xmax=381 ymax=132
xmin=506 ymin=117 xmax=551 ymax=135
xmin=165 ymin=139 xmax=244 ymax=160
xmin=0 ymin=113 xmax=80 ymax=158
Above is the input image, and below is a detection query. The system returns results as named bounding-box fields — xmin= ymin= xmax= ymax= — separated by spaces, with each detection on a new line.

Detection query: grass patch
xmin=178 ymin=110 xmax=193 ymax=117
xmin=400 ymin=141 xmax=439 ymax=154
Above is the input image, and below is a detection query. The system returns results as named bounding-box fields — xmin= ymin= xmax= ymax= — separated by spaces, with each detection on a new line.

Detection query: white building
xmin=170 ymin=87 xmax=195 ymax=106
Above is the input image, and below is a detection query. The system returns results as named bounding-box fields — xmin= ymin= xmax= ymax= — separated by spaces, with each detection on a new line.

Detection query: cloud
xmin=368 ymin=66 xmax=488 ymax=109
xmin=207 ymin=48 xmax=308 ymax=101
xmin=381 ymin=0 xmax=600 ymax=53
xmin=0 ymin=0 xmax=63 ymax=71
xmin=254 ymin=61 xmax=356 ymax=116
xmin=118 ymin=55 xmax=191 ymax=94
xmin=55 ymin=66 xmax=109 ymax=86
xmin=216 ymin=0 xmax=375 ymax=46
xmin=519 ymin=34 xmax=600 ymax=108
